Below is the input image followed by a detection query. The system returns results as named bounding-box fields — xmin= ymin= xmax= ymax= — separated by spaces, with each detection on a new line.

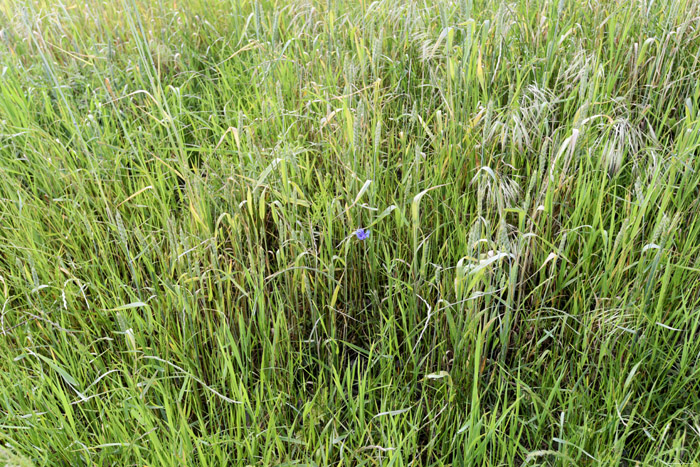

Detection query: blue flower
xmin=355 ymin=228 xmax=370 ymax=240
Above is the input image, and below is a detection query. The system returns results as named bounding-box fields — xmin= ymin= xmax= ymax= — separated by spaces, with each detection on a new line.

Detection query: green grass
xmin=1 ymin=0 xmax=700 ymax=464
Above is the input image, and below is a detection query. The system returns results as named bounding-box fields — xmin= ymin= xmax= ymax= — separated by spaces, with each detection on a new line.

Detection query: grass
xmin=1 ymin=0 xmax=700 ymax=464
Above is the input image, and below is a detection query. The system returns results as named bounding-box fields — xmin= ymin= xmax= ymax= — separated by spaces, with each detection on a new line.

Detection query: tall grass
xmin=1 ymin=0 xmax=700 ymax=464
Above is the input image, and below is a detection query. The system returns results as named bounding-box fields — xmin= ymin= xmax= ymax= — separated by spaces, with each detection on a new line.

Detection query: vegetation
xmin=2 ymin=0 xmax=700 ymax=464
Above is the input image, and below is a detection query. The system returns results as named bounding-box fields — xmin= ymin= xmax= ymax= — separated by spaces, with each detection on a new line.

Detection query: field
xmin=2 ymin=0 xmax=700 ymax=464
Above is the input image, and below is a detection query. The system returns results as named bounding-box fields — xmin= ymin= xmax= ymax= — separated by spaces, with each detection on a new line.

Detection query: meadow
xmin=2 ymin=0 xmax=700 ymax=464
